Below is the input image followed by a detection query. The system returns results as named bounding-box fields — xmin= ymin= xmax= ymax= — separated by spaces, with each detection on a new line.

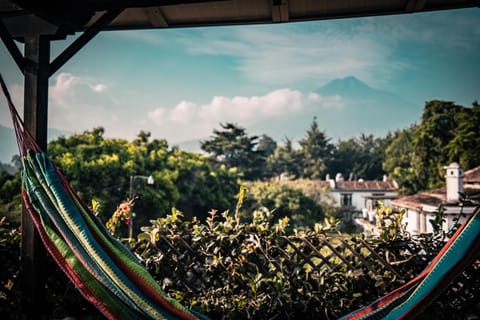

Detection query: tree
xmin=201 ymin=123 xmax=266 ymax=180
xmin=269 ymin=138 xmax=302 ymax=179
xmin=446 ymin=101 xmax=480 ymax=169
xmin=413 ymin=100 xmax=463 ymax=189
xmin=255 ymin=134 xmax=277 ymax=179
xmin=355 ymin=133 xmax=390 ymax=180
xmin=242 ymin=181 xmax=324 ymax=227
xmin=298 ymin=118 xmax=334 ymax=179
xmin=383 ymin=126 xmax=423 ymax=194
xmin=383 ymin=100 xmax=480 ymax=194
xmin=46 ymin=127 xmax=240 ymax=236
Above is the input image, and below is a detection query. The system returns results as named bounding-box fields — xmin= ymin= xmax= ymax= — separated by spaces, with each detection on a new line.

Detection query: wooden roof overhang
xmin=2 ymin=0 xmax=480 ymax=39
xmin=0 ymin=1 xmax=478 ymax=318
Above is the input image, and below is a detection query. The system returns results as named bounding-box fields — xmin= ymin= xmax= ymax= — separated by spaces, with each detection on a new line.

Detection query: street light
xmin=128 ymin=175 xmax=154 ymax=241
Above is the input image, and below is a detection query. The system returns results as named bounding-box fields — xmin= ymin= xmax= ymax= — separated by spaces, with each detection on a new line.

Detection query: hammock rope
xmin=1 ymin=73 xmax=478 ymax=319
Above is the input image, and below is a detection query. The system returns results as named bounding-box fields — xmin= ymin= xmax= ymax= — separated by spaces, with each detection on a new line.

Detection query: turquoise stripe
xmin=35 ymin=151 xmax=194 ymax=319
xmin=23 ymin=156 xmax=148 ymax=318
xmin=386 ymin=209 xmax=480 ymax=319
xmin=26 ymin=152 xmax=159 ymax=318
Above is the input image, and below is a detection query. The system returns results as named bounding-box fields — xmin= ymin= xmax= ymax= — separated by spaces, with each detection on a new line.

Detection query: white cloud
xmin=45 ymin=72 xmax=120 ymax=134
xmin=50 ymin=72 xmax=80 ymax=107
xmin=180 ymin=24 xmax=397 ymax=87
xmin=147 ymin=89 xmax=344 ymax=142
xmin=91 ymin=83 xmax=107 ymax=93
xmin=50 ymin=72 xmax=109 ymax=106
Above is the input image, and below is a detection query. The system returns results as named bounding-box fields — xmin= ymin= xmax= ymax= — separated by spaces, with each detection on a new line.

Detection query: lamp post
xmin=128 ymin=175 xmax=154 ymax=241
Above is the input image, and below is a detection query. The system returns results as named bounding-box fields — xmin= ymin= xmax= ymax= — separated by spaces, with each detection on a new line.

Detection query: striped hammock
xmin=1 ymin=74 xmax=208 ymax=320
xmin=1 ymin=73 xmax=478 ymax=320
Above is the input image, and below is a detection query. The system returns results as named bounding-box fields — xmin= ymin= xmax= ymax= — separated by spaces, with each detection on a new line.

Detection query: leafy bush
xmin=134 ymin=207 xmax=423 ymax=319
xmin=1 ymin=203 xmax=477 ymax=319
xmin=241 ymin=181 xmax=324 ymax=228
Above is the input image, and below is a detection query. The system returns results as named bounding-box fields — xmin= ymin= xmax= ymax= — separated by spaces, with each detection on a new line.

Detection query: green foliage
xmin=200 ymin=123 xmax=273 ymax=181
xmin=1 ymin=205 xmax=477 ymax=319
xmin=384 ymin=101 xmax=480 ymax=194
xmin=298 ymin=117 xmax=334 ymax=179
xmin=241 ymin=181 xmax=325 ymax=228
xmin=136 ymin=207 xmax=362 ymax=319
xmin=382 ymin=126 xmax=423 ymax=194
xmin=0 ymin=170 xmax=21 ymax=224
xmin=446 ymin=101 xmax=480 ymax=169
xmin=268 ymin=137 xmax=303 ymax=179
xmin=134 ymin=204 xmax=478 ymax=319
xmin=375 ymin=202 xmax=407 ymax=242
xmin=429 ymin=205 xmax=446 ymax=235
xmin=413 ymin=100 xmax=463 ymax=190
xmin=0 ymin=216 xmax=21 ymax=314
xmin=105 ymin=199 xmax=134 ymax=237
xmin=330 ymin=133 xmax=391 ymax=180
xmin=47 ymin=127 xmax=239 ymax=236
xmin=0 ymin=216 xmax=104 ymax=319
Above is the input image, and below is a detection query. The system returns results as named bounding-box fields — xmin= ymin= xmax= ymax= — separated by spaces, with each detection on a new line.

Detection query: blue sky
xmin=0 ymin=8 xmax=479 ymax=147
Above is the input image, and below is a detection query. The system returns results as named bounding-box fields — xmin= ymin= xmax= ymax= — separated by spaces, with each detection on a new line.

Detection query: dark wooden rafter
xmin=406 ymin=0 xmax=427 ymax=13
xmin=0 ymin=18 xmax=24 ymax=73
xmin=49 ymin=8 xmax=123 ymax=76
xmin=272 ymin=0 xmax=289 ymax=23
xmin=144 ymin=7 xmax=168 ymax=28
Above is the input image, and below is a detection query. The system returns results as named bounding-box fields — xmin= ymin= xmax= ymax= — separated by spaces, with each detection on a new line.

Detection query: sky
xmin=0 ymin=8 xmax=479 ymax=150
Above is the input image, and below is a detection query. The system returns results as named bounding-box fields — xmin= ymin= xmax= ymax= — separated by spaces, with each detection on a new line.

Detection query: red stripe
xmin=344 ymin=210 xmax=478 ymax=319
xmin=400 ymin=236 xmax=480 ymax=319
xmin=87 ymin=212 xmax=200 ymax=320
xmin=22 ymin=190 xmax=120 ymax=320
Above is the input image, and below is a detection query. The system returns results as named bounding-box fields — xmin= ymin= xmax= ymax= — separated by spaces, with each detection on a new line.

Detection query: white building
xmin=391 ymin=163 xmax=480 ymax=235
xmin=327 ymin=173 xmax=399 ymax=215
xmin=276 ymin=173 xmax=399 ymax=216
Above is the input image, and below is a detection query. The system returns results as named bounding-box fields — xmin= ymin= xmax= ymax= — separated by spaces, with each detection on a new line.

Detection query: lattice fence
xmin=133 ymin=212 xmax=473 ymax=319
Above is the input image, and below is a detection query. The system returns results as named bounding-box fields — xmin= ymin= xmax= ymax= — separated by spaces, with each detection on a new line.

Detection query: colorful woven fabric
xmin=1 ymin=74 xmax=208 ymax=320
xmin=340 ymin=207 xmax=480 ymax=320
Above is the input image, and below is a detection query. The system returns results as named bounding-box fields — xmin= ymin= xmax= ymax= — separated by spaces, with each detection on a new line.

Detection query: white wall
xmin=331 ymin=191 xmax=398 ymax=212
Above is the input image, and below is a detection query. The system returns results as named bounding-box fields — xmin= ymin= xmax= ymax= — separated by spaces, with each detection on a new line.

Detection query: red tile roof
xmin=335 ymin=180 xmax=397 ymax=191
xmin=465 ymin=166 xmax=480 ymax=183
xmin=392 ymin=165 xmax=480 ymax=210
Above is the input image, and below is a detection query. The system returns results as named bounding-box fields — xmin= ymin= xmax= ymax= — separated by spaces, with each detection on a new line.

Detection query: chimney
xmin=335 ymin=173 xmax=344 ymax=182
xmin=383 ymin=174 xmax=388 ymax=182
xmin=444 ymin=162 xmax=464 ymax=202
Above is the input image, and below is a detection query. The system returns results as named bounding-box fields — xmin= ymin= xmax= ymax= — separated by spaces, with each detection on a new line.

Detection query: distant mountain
xmin=310 ymin=76 xmax=422 ymax=139
xmin=316 ymin=76 xmax=416 ymax=104
xmin=176 ymin=77 xmax=424 ymax=152
xmin=0 ymin=124 xmax=71 ymax=164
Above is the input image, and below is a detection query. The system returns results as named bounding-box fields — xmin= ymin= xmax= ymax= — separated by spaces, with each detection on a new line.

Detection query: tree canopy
xmin=46 ymin=128 xmax=240 ymax=235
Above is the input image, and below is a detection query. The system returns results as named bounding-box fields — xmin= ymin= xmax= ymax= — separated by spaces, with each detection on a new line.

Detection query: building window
xmin=340 ymin=193 xmax=352 ymax=207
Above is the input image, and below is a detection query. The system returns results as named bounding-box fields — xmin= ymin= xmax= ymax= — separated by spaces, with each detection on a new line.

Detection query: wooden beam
xmin=405 ymin=0 xmax=427 ymax=12
xmin=21 ymin=34 xmax=50 ymax=319
xmin=272 ymin=0 xmax=289 ymax=23
xmin=144 ymin=7 xmax=168 ymax=28
xmin=49 ymin=8 xmax=123 ymax=76
xmin=0 ymin=18 xmax=24 ymax=73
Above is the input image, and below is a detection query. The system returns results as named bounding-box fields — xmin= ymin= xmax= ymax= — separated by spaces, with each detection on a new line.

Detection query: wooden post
xmin=21 ymin=34 xmax=50 ymax=319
